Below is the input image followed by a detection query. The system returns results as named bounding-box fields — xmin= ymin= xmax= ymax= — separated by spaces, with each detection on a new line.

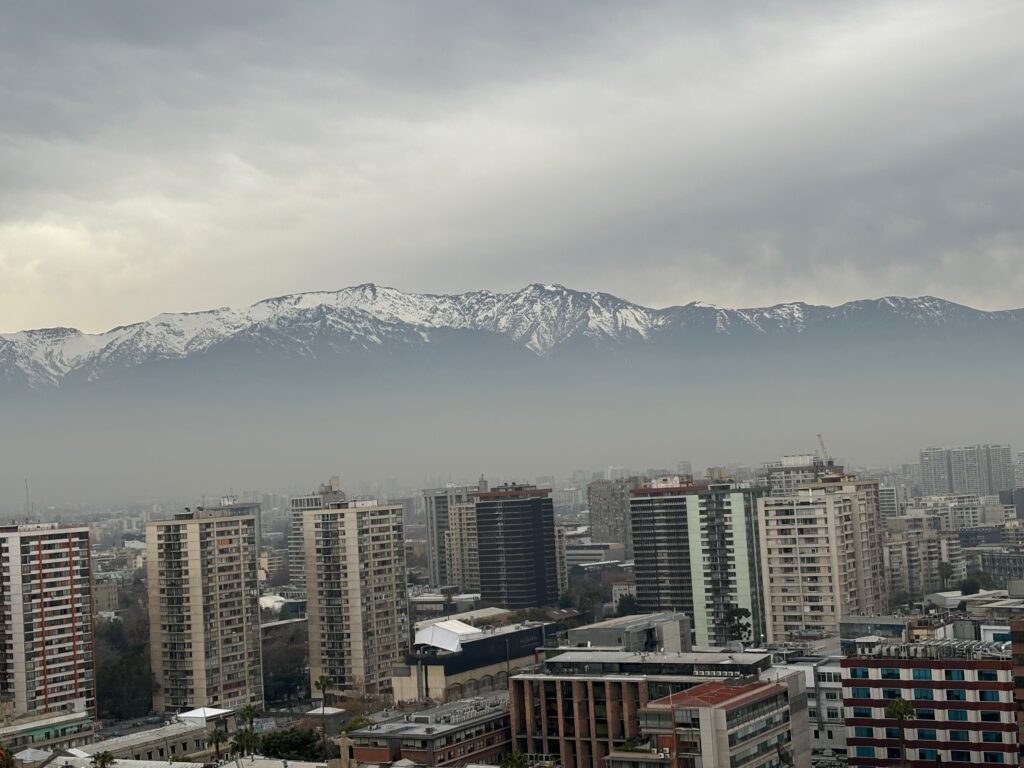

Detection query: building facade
xmin=0 ymin=524 xmax=96 ymax=728
xmin=588 ymin=477 xmax=646 ymax=559
xmin=475 ymin=485 xmax=557 ymax=609
xmin=443 ymin=501 xmax=480 ymax=593
xmin=630 ymin=478 xmax=768 ymax=646
xmin=920 ymin=446 xmax=1015 ymax=497
xmin=289 ymin=476 xmax=345 ymax=588
xmin=424 ymin=480 xmax=487 ymax=588
xmin=757 ymin=476 xmax=884 ymax=643
xmin=147 ymin=507 xmax=263 ymax=712
xmin=303 ymin=496 xmax=408 ymax=699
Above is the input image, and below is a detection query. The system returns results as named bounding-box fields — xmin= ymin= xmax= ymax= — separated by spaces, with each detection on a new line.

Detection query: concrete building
xmin=878 ymin=486 xmax=901 ymax=518
xmin=920 ymin=445 xmax=1016 ymax=497
xmin=0 ymin=524 xmax=96 ymax=727
xmin=0 ymin=710 xmax=94 ymax=752
xmin=289 ymin=476 xmax=345 ymax=589
xmin=424 ymin=479 xmax=487 ymax=588
xmin=348 ymin=691 xmax=510 ymax=767
xmin=761 ymin=456 xmax=844 ymax=495
xmin=905 ymin=495 xmax=984 ymax=530
xmin=631 ymin=478 xmax=768 ymax=646
xmin=443 ymin=501 xmax=480 ymax=593
xmin=302 ymin=493 xmax=408 ymax=699
xmin=94 ymin=576 xmax=120 ymax=613
xmin=757 ymin=475 xmax=884 ymax=643
xmin=564 ymin=613 xmax=692 ymax=653
xmin=392 ymin=621 xmax=549 ymax=704
xmin=509 ymin=649 xmax=788 ymax=768
xmin=605 ymin=679 xmax=810 ymax=768
xmin=882 ymin=526 xmax=965 ymax=603
xmin=772 ymin=649 xmax=847 ymax=757
xmin=476 ymin=485 xmax=557 ymax=609
xmin=147 ymin=507 xmax=263 ymax=712
xmin=842 ymin=638 xmax=1016 ymax=768
xmin=588 ymin=477 xmax=646 ymax=559
xmin=74 ymin=721 xmax=209 ymax=761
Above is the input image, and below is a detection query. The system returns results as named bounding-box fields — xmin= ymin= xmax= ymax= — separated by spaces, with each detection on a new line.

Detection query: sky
xmin=2 ymin=1 xmax=1024 ymax=334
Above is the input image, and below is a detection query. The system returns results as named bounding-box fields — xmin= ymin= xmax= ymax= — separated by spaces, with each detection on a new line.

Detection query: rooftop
xmin=75 ymin=722 xmax=206 ymax=755
xmin=845 ymin=638 xmax=1011 ymax=660
xmin=414 ymin=606 xmax=512 ymax=630
xmin=649 ymin=679 xmax=784 ymax=711
xmin=51 ymin=759 xmax=205 ymax=768
xmin=350 ymin=692 xmax=508 ymax=739
xmin=570 ymin=612 xmax=686 ymax=631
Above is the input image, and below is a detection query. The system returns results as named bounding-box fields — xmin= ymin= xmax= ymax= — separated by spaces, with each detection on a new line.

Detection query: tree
xmin=501 ymin=752 xmax=529 ymax=768
xmin=260 ymin=728 xmax=339 ymax=761
xmin=723 ymin=606 xmax=752 ymax=643
xmin=231 ymin=729 xmax=259 ymax=757
xmin=314 ymin=675 xmax=332 ymax=703
xmin=90 ymin=752 xmax=116 ymax=768
xmin=0 ymin=748 xmax=15 ymax=768
xmin=238 ymin=704 xmax=261 ymax=729
xmin=615 ymin=594 xmax=640 ymax=617
xmin=209 ymin=729 xmax=227 ymax=761
xmin=938 ymin=562 xmax=954 ymax=590
xmin=885 ymin=698 xmax=914 ymax=768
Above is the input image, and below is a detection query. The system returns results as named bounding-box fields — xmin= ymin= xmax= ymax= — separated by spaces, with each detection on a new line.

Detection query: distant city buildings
xmin=423 ymin=479 xmax=487 ymax=587
xmin=302 ymin=487 xmax=408 ymax=699
xmin=587 ymin=476 xmax=645 ymax=559
xmin=147 ymin=506 xmax=263 ymax=712
xmin=476 ymin=484 xmax=557 ymax=609
xmin=919 ymin=445 xmax=1015 ymax=496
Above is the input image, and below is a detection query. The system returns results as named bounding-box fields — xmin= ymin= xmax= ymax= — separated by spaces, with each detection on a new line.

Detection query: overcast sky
xmin=2 ymin=1 xmax=1023 ymax=333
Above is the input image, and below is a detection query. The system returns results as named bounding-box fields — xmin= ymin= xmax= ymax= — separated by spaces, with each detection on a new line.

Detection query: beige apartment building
xmin=0 ymin=524 xmax=96 ymax=731
xmin=147 ymin=507 xmax=263 ymax=713
xmin=443 ymin=501 xmax=480 ymax=593
xmin=757 ymin=475 xmax=884 ymax=643
xmin=303 ymin=495 xmax=408 ymax=700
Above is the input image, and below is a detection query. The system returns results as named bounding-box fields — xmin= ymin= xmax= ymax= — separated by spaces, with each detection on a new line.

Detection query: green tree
xmin=723 ymin=605 xmax=752 ymax=642
xmin=238 ymin=704 xmax=260 ymax=729
xmin=501 ymin=752 xmax=529 ymax=768
xmin=260 ymin=728 xmax=339 ymax=761
xmin=314 ymin=675 xmax=332 ymax=703
xmin=0 ymin=747 xmax=15 ymax=768
xmin=938 ymin=562 xmax=954 ymax=590
xmin=615 ymin=594 xmax=640 ymax=617
xmin=90 ymin=752 xmax=116 ymax=768
xmin=885 ymin=698 xmax=914 ymax=768
xmin=209 ymin=729 xmax=226 ymax=761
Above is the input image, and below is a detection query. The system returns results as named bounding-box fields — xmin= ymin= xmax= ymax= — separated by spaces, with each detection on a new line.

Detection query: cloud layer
xmin=2 ymin=1 xmax=1023 ymax=332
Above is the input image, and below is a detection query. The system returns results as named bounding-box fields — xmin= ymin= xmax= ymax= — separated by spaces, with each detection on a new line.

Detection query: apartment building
xmin=919 ymin=446 xmax=1015 ymax=497
xmin=443 ymin=501 xmax=480 ymax=593
xmin=289 ymin=476 xmax=345 ymax=589
xmin=303 ymin=494 xmax=408 ymax=699
xmin=630 ymin=478 xmax=768 ymax=646
xmin=588 ymin=477 xmax=646 ymax=559
xmin=842 ymin=638 xmax=1016 ymax=768
xmin=147 ymin=507 xmax=263 ymax=712
xmin=0 ymin=524 xmax=96 ymax=744
xmin=424 ymin=479 xmax=488 ymax=588
xmin=757 ymin=475 xmax=884 ymax=643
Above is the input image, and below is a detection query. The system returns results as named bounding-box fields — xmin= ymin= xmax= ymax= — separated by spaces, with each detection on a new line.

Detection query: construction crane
xmin=816 ymin=434 xmax=831 ymax=462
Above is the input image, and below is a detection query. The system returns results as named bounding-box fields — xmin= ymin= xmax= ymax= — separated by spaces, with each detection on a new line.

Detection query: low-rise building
xmin=348 ymin=691 xmax=510 ymax=767
xmin=564 ymin=613 xmax=692 ymax=654
xmin=72 ymin=722 xmax=208 ymax=761
xmin=0 ymin=709 xmax=94 ymax=752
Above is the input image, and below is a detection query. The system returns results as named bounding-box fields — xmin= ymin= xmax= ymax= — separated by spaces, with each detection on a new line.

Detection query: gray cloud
xmin=2 ymin=0 xmax=1023 ymax=332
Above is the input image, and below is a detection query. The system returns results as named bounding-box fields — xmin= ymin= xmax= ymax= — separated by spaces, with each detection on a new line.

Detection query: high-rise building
xmin=757 ymin=475 xmax=884 ymax=643
xmin=1015 ymin=452 xmax=1024 ymax=489
xmin=630 ymin=477 xmax=768 ymax=646
xmin=475 ymin=484 xmax=557 ymax=609
xmin=761 ymin=455 xmax=845 ymax=495
xmin=443 ymin=501 xmax=480 ymax=593
xmin=289 ymin=476 xmax=345 ymax=588
xmin=588 ymin=476 xmax=645 ymax=559
xmin=303 ymin=492 xmax=408 ymax=699
xmin=0 ymin=524 xmax=96 ymax=725
xmin=878 ymin=486 xmax=901 ymax=518
xmin=919 ymin=445 xmax=1015 ymax=496
xmin=147 ymin=507 xmax=263 ymax=712
xmin=423 ymin=479 xmax=487 ymax=587
xmin=905 ymin=494 xmax=983 ymax=530
xmin=882 ymin=527 xmax=964 ymax=603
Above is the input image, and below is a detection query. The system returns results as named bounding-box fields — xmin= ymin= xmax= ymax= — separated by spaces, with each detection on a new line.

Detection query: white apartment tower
xmin=757 ymin=475 xmax=884 ymax=643
xmin=303 ymin=492 xmax=408 ymax=699
xmin=0 ymin=525 xmax=96 ymax=720
xmin=443 ymin=502 xmax=480 ymax=593
xmin=147 ymin=507 xmax=263 ymax=712
xmin=423 ymin=479 xmax=487 ymax=587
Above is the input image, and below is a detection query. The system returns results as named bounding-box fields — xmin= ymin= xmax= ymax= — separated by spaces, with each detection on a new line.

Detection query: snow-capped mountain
xmin=2 ymin=283 xmax=1022 ymax=389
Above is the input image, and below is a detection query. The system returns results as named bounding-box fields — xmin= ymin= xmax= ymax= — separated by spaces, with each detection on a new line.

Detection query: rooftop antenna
xmin=24 ymin=477 xmax=30 ymax=520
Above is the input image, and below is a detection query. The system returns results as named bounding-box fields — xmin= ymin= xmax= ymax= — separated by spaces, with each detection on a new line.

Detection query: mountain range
xmin=3 ymin=283 xmax=1022 ymax=389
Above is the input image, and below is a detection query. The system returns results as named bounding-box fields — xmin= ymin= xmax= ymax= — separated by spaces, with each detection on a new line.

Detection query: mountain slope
xmin=1 ymin=283 xmax=1022 ymax=389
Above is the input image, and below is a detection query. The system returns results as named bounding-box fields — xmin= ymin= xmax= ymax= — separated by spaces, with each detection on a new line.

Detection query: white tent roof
xmin=414 ymin=619 xmax=482 ymax=652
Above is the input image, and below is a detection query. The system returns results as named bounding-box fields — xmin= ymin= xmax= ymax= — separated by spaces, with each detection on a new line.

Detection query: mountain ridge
xmin=2 ymin=282 xmax=1023 ymax=389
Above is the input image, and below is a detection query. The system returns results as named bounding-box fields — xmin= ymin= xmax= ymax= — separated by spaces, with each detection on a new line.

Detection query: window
xmin=851 ymin=668 xmax=870 ymax=679
xmin=945 ymin=670 xmax=966 ymax=681
xmin=983 ymin=753 xmax=1005 ymax=764
xmin=855 ymin=727 xmax=874 ymax=738
xmin=947 ymin=689 xmax=967 ymax=702
xmin=951 ymin=751 xmax=972 ymax=762
xmin=913 ymin=669 xmax=932 ymax=680
xmin=852 ymin=688 xmax=871 ymax=699
xmin=950 ymin=730 xmax=969 ymax=742
xmin=885 ymin=727 xmax=900 ymax=739
xmin=983 ymin=732 xmax=1002 ymax=744
xmin=914 ymin=689 xmax=934 ymax=700
xmin=856 ymin=747 xmax=875 ymax=758
xmin=881 ymin=668 xmax=901 ymax=680
xmin=882 ymin=688 xmax=901 ymax=699
xmin=827 ymin=708 xmax=840 ymax=720
xmin=916 ymin=709 xmax=936 ymax=720
xmin=917 ymin=729 xmax=936 ymax=741
xmin=919 ymin=749 xmax=939 ymax=761
xmin=978 ymin=670 xmax=999 ymax=682
xmin=980 ymin=711 xmax=1002 ymax=723
xmin=980 ymin=691 xmax=1001 ymax=702
xmin=853 ymin=707 xmax=873 ymax=718
xmin=949 ymin=710 xmax=968 ymax=721
xmin=888 ymin=749 xmax=902 ymax=760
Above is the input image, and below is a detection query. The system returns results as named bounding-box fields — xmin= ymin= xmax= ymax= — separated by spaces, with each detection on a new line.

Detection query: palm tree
xmin=938 ymin=562 xmax=954 ymax=590
xmin=209 ymin=729 xmax=226 ymax=761
xmin=885 ymin=698 xmax=914 ymax=768
xmin=314 ymin=675 xmax=332 ymax=705
xmin=90 ymin=752 xmax=116 ymax=768
xmin=230 ymin=730 xmax=258 ymax=758
xmin=238 ymin=704 xmax=260 ymax=730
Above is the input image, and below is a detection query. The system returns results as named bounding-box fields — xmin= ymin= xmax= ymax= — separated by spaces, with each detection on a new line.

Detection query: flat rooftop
xmin=414 ymin=606 xmax=513 ymax=630
xmin=350 ymin=692 xmax=508 ymax=739
xmin=546 ymin=650 xmax=770 ymax=665
xmin=571 ymin=612 xmax=684 ymax=631
xmin=649 ymin=679 xmax=784 ymax=711
xmin=75 ymin=722 xmax=205 ymax=755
